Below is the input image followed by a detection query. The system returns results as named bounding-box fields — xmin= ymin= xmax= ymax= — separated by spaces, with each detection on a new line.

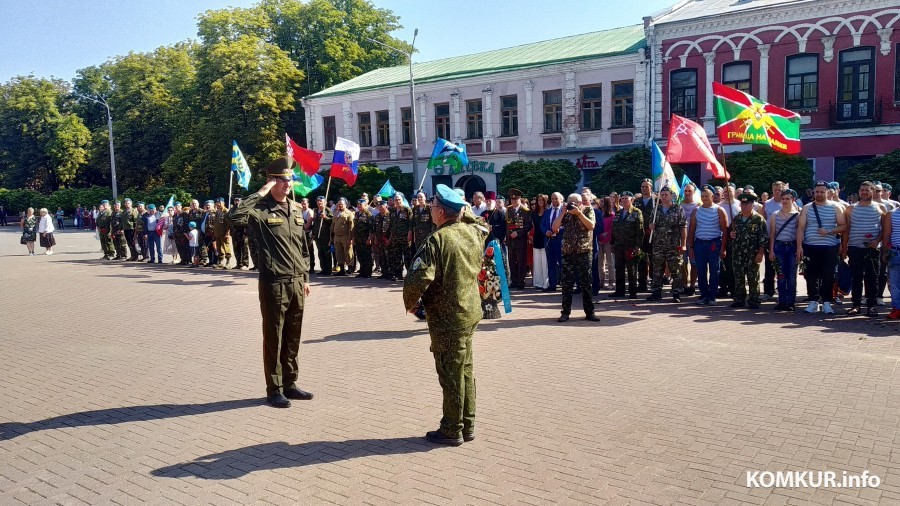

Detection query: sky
xmin=0 ymin=0 xmax=676 ymax=83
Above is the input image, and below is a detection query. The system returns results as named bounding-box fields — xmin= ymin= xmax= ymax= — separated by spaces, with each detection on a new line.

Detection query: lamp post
xmin=366 ymin=29 xmax=420 ymax=190
xmin=78 ymin=94 xmax=118 ymax=201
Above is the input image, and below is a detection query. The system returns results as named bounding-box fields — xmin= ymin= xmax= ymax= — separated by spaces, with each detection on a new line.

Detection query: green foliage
xmin=0 ymin=186 xmax=193 ymax=216
xmin=841 ymin=149 xmax=900 ymax=193
xmin=498 ymin=159 xmax=581 ymax=198
xmin=0 ymin=189 xmax=48 ymax=215
xmin=707 ymin=149 xmax=813 ymax=194
xmin=589 ymin=148 xmax=651 ymax=196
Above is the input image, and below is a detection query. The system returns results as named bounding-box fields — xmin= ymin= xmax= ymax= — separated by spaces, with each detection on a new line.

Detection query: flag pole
xmin=649 ymin=175 xmax=664 ymax=243
xmin=317 ymin=176 xmax=333 ymax=239
xmin=417 ymin=167 xmax=429 ymax=193
xmin=719 ymin=144 xmax=734 ymax=225
xmin=228 ymin=170 xmax=233 ymax=206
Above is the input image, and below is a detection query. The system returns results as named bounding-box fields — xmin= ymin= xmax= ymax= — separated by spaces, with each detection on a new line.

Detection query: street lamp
xmin=78 ymin=93 xmax=118 ymax=201
xmin=366 ymin=29 xmax=420 ymax=190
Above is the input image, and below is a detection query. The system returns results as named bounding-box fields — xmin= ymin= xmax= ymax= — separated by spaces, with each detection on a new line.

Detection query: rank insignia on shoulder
xmin=266 ymin=217 xmax=284 ymax=225
xmin=411 ymin=257 xmax=423 ymax=271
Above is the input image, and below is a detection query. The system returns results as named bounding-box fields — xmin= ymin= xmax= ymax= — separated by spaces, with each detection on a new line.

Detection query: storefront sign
xmin=576 ymin=154 xmax=600 ymax=169
xmin=432 ymin=159 xmax=496 ymax=176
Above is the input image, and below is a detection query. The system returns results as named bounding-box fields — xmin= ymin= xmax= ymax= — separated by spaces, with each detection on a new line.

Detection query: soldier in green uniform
xmin=135 ymin=202 xmax=148 ymax=261
xmin=201 ymin=200 xmax=217 ymax=266
xmin=388 ymin=192 xmax=413 ymax=280
xmin=120 ymin=198 xmax=140 ymax=261
xmin=411 ymin=190 xmax=435 ymax=253
xmin=730 ymin=191 xmax=769 ymax=308
xmin=231 ymin=196 xmax=250 ymax=270
xmin=310 ymin=196 xmax=333 ymax=276
xmin=111 ymin=201 xmax=127 ymax=260
xmin=186 ymin=200 xmax=208 ymax=266
xmin=610 ymin=191 xmax=644 ymax=299
xmin=550 ymin=193 xmax=599 ymax=322
xmin=331 ymin=198 xmax=355 ymax=276
xmin=374 ymin=200 xmax=391 ymax=279
xmin=647 ymin=187 xmax=687 ymax=302
xmin=228 ymin=157 xmax=314 ymax=408
xmin=174 ymin=202 xmax=191 ymax=265
xmin=505 ymin=188 xmax=533 ymax=290
xmin=403 ymin=184 xmax=488 ymax=446
xmin=633 ymin=179 xmax=656 ymax=292
xmin=96 ymin=200 xmax=115 ymax=260
xmin=213 ymin=197 xmax=232 ymax=269
xmin=353 ymin=198 xmax=375 ymax=278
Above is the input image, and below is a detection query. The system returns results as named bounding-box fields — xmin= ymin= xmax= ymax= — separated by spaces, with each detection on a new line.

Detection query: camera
xmin=566 ymin=202 xmax=576 ymax=211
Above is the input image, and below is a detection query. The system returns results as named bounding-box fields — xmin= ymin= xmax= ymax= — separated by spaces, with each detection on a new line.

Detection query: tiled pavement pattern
xmin=1 ymin=227 xmax=900 ymax=505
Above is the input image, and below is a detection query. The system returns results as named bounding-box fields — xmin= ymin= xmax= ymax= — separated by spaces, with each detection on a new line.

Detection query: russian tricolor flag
xmin=330 ymin=137 xmax=360 ymax=187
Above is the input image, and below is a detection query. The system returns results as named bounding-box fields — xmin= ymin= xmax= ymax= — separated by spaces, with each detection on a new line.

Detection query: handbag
xmin=20 ymin=233 xmax=28 ymax=245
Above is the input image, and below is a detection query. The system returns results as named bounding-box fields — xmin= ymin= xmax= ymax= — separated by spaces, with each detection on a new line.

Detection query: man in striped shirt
xmin=796 ymin=181 xmax=847 ymax=315
xmin=842 ymin=181 xmax=886 ymax=316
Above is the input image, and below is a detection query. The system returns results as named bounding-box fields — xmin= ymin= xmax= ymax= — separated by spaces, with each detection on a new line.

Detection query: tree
xmin=707 ymin=149 xmax=813 ymax=194
xmin=589 ymin=148 xmax=651 ymax=196
xmin=0 ymin=77 xmax=91 ymax=192
xmin=498 ymin=159 xmax=581 ymax=198
xmin=841 ymin=149 xmax=900 ymax=194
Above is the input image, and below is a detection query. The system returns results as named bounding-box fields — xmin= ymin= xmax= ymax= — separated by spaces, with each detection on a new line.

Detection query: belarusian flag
xmin=712 ymin=82 xmax=801 ymax=154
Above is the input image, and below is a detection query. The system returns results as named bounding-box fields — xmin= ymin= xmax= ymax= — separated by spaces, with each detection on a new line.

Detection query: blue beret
xmin=100 ymin=200 xmax=109 ymax=204
xmin=316 ymin=196 xmax=325 ymax=201
xmin=786 ymin=189 xmax=799 ymax=199
xmin=883 ymin=183 xmax=893 ymax=191
xmin=700 ymin=184 xmax=716 ymax=193
xmin=357 ymin=198 xmax=366 ymax=203
xmin=188 ymin=221 xmax=197 ymax=228
xmin=204 ymin=200 xmax=214 ymax=205
xmin=147 ymin=204 xmax=156 ymax=210
xmin=174 ymin=201 xmax=182 ymax=206
xmin=453 ymin=188 xmax=465 ymax=197
xmin=828 ymin=182 xmax=839 ymax=190
xmin=435 ymin=184 xmax=466 ymax=211
xmin=137 ymin=201 xmax=145 ymax=206
xmin=620 ymin=191 xmax=634 ymax=197
xmin=215 ymin=197 xmax=224 ymax=203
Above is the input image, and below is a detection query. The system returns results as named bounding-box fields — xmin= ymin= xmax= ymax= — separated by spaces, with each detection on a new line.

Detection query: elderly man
xmin=797 ymin=181 xmax=846 ymax=314
xmin=331 ymin=198 xmax=354 ymax=276
xmin=633 ymin=179 xmax=656 ymax=292
xmin=541 ymin=192 xmax=565 ymax=292
xmin=505 ymin=188 xmax=532 ymax=290
xmin=403 ymin=184 xmax=488 ymax=446
xmin=551 ymin=193 xmax=599 ymax=322
xmin=611 ymin=191 xmax=644 ymax=299
xmin=648 ymin=186 xmax=686 ymax=302
xmin=729 ymin=191 xmax=768 ymax=309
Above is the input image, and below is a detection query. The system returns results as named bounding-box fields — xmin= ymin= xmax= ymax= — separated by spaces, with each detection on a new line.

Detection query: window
xmin=786 ymin=54 xmax=818 ymax=109
xmin=358 ymin=112 xmax=372 ymax=147
xmin=466 ymin=99 xmax=483 ymax=139
xmin=401 ymin=107 xmax=412 ymax=144
xmin=543 ymin=89 xmax=562 ymax=133
xmin=722 ymin=62 xmax=752 ymax=94
xmin=838 ymin=47 xmax=875 ymax=121
xmin=580 ymin=85 xmax=602 ymax=130
xmin=612 ymin=81 xmax=634 ymax=127
xmin=434 ymin=103 xmax=450 ymax=140
xmin=323 ymin=116 xmax=336 ymax=150
xmin=375 ymin=110 xmax=389 ymax=146
xmin=670 ymin=69 xmax=698 ymax=118
xmin=500 ymin=95 xmax=518 ymax=136
xmin=834 ymin=156 xmax=875 ymax=182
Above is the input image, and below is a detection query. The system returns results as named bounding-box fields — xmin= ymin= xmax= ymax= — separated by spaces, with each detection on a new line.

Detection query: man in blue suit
xmin=541 ymin=192 xmax=565 ymax=292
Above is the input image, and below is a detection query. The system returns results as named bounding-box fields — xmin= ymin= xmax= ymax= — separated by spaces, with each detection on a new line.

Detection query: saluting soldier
xmin=729 ymin=191 xmax=769 ymax=309
xmin=505 ymin=188 xmax=532 ymax=290
xmin=633 ymin=179 xmax=656 ymax=292
xmin=96 ymin=200 xmax=115 ymax=260
xmin=211 ymin=197 xmax=232 ymax=269
xmin=611 ymin=191 xmax=644 ymax=299
xmin=354 ymin=198 xmax=375 ymax=278
xmin=388 ymin=192 xmax=413 ymax=281
xmin=228 ymin=157 xmax=314 ymax=409
xmin=230 ymin=196 xmax=251 ymax=270
xmin=403 ymin=184 xmax=489 ymax=446
xmin=311 ymin=196 xmax=333 ymax=276
xmin=111 ymin=201 xmax=127 ymax=260
xmin=648 ymin=187 xmax=687 ymax=302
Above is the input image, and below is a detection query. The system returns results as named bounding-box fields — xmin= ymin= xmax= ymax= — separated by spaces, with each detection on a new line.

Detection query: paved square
xmin=1 ymin=227 xmax=899 ymax=505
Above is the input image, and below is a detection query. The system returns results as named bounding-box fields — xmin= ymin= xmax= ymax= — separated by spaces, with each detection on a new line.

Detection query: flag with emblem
xmin=330 ymin=137 xmax=360 ymax=186
xmin=666 ymin=114 xmax=729 ymax=179
xmin=377 ymin=180 xmax=396 ymax=199
xmin=231 ymin=140 xmax=251 ymax=189
xmin=651 ymin=140 xmax=680 ymax=201
xmin=713 ymin=81 xmax=801 ymax=154
xmin=292 ymin=167 xmax=323 ymax=197
xmin=286 ymin=133 xmax=323 ymax=176
xmin=427 ymin=138 xmax=469 ymax=171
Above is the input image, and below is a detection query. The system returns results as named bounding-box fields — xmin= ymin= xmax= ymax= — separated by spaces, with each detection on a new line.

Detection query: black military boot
xmin=284 ymin=385 xmax=314 ymax=400
xmin=425 ymin=430 xmax=463 ymax=447
xmin=646 ymin=291 xmax=662 ymax=301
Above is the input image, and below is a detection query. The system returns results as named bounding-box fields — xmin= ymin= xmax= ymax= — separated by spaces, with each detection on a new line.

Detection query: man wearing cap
xmin=388 ymin=192 xmax=413 ymax=280
xmin=403 ymin=184 xmax=489 ymax=446
xmin=353 ymin=198 xmax=374 ymax=278
xmin=212 ymin=197 xmax=232 ymax=269
xmin=688 ymin=185 xmax=729 ymax=306
xmin=330 ymin=198 xmax=354 ymax=276
xmin=729 ymin=191 xmax=768 ymax=308
xmin=120 ymin=198 xmax=140 ymax=261
xmin=374 ymin=199 xmax=391 ymax=278
xmin=610 ymin=191 xmax=644 ymax=298
xmin=311 ymin=196 xmax=333 ymax=276
xmin=505 ymin=188 xmax=532 ymax=290
xmin=633 ymin=179 xmax=656 ymax=292
xmin=231 ymin=196 xmax=250 ymax=270
xmin=797 ymin=181 xmax=846 ymax=314
xmin=228 ymin=157 xmax=314 ymax=409
xmin=142 ymin=204 xmax=163 ymax=264
xmin=111 ymin=201 xmax=127 ymax=260
xmin=96 ymin=200 xmax=115 ymax=260
xmin=648 ymin=187 xmax=686 ymax=302
xmin=136 ymin=201 xmax=148 ymax=261
xmin=412 ymin=190 xmax=435 ymax=255
xmin=187 ymin=200 xmax=208 ymax=266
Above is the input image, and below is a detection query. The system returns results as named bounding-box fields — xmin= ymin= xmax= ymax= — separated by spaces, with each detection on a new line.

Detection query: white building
xmin=302 ymin=25 xmax=648 ymax=198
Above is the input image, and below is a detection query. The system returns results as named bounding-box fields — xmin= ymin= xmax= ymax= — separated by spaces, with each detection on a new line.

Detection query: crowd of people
xmin=15 ymin=178 xmax=900 ymax=321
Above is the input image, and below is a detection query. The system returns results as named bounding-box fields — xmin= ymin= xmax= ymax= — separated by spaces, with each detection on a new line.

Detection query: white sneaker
xmin=823 ymin=302 xmax=834 ymax=314
xmin=44 ymin=251 xmax=51 ymax=255
xmin=804 ymin=301 xmax=820 ymax=313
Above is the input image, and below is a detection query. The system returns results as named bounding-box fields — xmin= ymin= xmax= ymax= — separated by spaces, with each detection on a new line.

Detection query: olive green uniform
xmin=354 ymin=208 xmax=375 ymax=277
xmin=388 ymin=206 xmax=413 ymax=279
xmin=229 ymin=193 xmax=311 ymax=396
xmin=96 ymin=209 xmax=115 ymax=258
xmin=403 ymin=212 xmax=489 ymax=439
xmin=331 ymin=210 xmax=355 ymax=270
xmin=310 ymin=208 xmax=333 ymax=275
xmin=212 ymin=208 xmax=232 ymax=268
xmin=612 ymin=207 xmax=644 ymax=296
xmin=505 ymin=205 xmax=532 ymax=288
xmin=412 ymin=205 xmax=435 ymax=250
xmin=633 ymin=195 xmax=656 ymax=290
xmin=111 ymin=209 xmax=127 ymax=259
xmin=122 ymin=207 xmax=139 ymax=260
xmin=731 ymin=212 xmax=768 ymax=305
xmin=650 ymin=204 xmax=686 ymax=296
xmin=374 ymin=211 xmax=390 ymax=278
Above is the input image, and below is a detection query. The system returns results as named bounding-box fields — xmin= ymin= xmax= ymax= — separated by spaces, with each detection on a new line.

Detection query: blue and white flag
xmin=231 ymin=140 xmax=251 ymax=189
xmin=651 ymin=140 xmax=680 ymax=200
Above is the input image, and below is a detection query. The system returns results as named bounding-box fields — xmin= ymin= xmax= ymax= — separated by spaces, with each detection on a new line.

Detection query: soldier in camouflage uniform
xmin=549 ymin=193 xmax=599 ymax=322
xmin=111 ymin=201 xmax=127 ymax=260
xmin=633 ymin=179 xmax=656 ymax=292
xmin=213 ymin=197 xmax=232 ymax=268
xmin=412 ymin=190 xmax=435 ymax=253
xmin=648 ymin=187 xmax=687 ymax=302
xmin=136 ymin=202 xmax=148 ymax=260
xmin=388 ymin=192 xmax=413 ymax=280
xmin=229 ymin=196 xmax=250 ymax=270
xmin=121 ymin=198 xmax=140 ymax=261
xmin=505 ymin=188 xmax=532 ymax=290
xmin=374 ymin=200 xmax=391 ymax=279
xmin=174 ymin=203 xmax=191 ymax=265
xmin=353 ymin=198 xmax=375 ymax=278
xmin=310 ymin=196 xmax=333 ymax=276
xmin=611 ymin=191 xmax=644 ymax=299
xmin=403 ymin=184 xmax=489 ymax=446
xmin=96 ymin=200 xmax=115 ymax=260
xmin=187 ymin=200 xmax=208 ymax=266
xmin=730 ymin=191 xmax=769 ymax=308
xmin=201 ymin=200 xmax=218 ymax=267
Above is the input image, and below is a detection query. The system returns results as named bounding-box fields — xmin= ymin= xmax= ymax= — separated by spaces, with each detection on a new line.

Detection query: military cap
xmin=508 ymin=188 xmax=523 ymax=199
xmin=786 ymin=189 xmax=799 ymax=199
xmin=188 ymin=221 xmax=197 ymax=228
xmin=453 ymin=188 xmax=465 ymax=197
xmin=830 ymin=181 xmax=840 ymax=188
xmin=727 ymin=182 xmax=736 ymax=188
xmin=215 ymin=197 xmax=225 ymax=203
xmin=100 ymin=199 xmax=109 ymax=204
xmin=174 ymin=201 xmax=182 ymax=206
xmin=263 ymin=156 xmax=293 ymax=178
xmin=738 ymin=192 xmax=758 ymax=203
xmin=743 ymin=185 xmax=755 ymax=192
xmin=139 ymin=201 xmax=147 ymax=206
xmin=883 ymin=183 xmax=893 ymax=192
xmin=124 ymin=198 xmax=132 ymax=203
xmin=232 ymin=195 xmax=242 ymax=201
xmin=434 ymin=184 xmax=467 ymax=212
xmin=357 ymin=198 xmax=367 ymax=203
xmin=659 ymin=186 xmax=672 ymax=193
xmin=147 ymin=204 xmax=156 ymax=210
xmin=316 ymin=196 xmax=325 ymax=201
xmin=620 ymin=191 xmax=635 ymax=197
xmin=204 ymin=199 xmax=214 ymax=205
xmin=714 ymin=186 xmax=724 ymax=192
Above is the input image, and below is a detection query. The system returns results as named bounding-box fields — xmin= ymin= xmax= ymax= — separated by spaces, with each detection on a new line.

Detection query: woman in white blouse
xmin=37 ymin=208 xmax=56 ymax=255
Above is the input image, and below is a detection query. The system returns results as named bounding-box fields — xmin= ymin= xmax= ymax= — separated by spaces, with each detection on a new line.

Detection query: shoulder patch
xmin=411 ymin=257 xmax=423 ymax=271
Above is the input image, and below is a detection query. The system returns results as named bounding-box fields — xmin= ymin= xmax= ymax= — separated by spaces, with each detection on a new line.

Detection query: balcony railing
xmin=828 ymin=97 xmax=883 ymax=128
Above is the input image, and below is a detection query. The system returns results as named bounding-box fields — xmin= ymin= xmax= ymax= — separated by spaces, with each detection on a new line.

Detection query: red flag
xmin=666 ymin=114 xmax=729 ymax=179
xmin=286 ymin=134 xmax=323 ymax=176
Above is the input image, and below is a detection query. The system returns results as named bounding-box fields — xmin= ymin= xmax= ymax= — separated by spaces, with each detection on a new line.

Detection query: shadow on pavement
xmin=304 ymin=328 xmax=429 ymax=344
xmin=0 ymin=398 xmax=262 ymax=441
xmin=151 ymin=437 xmax=434 ymax=479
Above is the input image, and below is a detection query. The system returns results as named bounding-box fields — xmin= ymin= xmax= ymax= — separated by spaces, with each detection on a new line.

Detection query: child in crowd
xmin=188 ymin=221 xmax=200 ymax=267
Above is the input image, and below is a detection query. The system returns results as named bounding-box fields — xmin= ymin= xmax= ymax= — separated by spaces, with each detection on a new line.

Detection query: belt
xmin=776 ymin=240 xmax=795 ymax=246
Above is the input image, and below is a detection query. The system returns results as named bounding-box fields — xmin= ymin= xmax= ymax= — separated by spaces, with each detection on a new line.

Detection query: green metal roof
xmin=306 ymin=25 xmax=646 ymax=99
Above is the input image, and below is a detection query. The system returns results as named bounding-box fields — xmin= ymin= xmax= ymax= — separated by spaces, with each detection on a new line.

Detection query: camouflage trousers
xmin=732 ymin=253 xmax=761 ymax=304
xmin=651 ymin=246 xmax=685 ymax=294
xmin=431 ymin=323 xmax=476 ymax=439
xmin=232 ymin=227 xmax=250 ymax=268
xmin=388 ymin=238 xmax=410 ymax=278
xmin=113 ymin=231 xmax=127 ymax=258
xmin=561 ymin=252 xmax=595 ymax=316
xmin=99 ymin=231 xmax=115 ymax=257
